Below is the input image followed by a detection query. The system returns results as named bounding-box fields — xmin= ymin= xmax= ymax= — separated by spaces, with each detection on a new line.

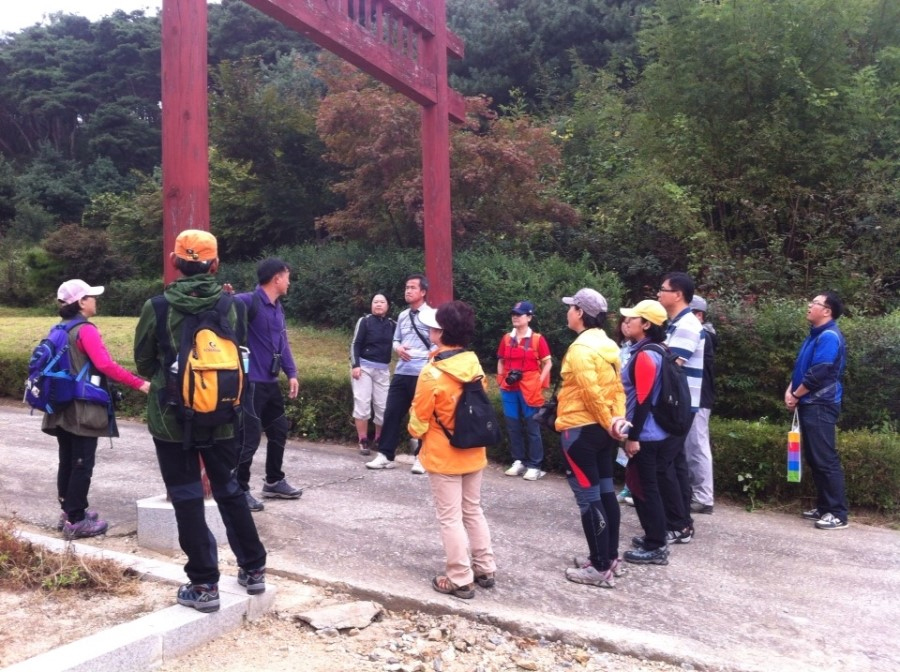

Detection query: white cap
xmin=57 ymin=279 xmax=104 ymax=304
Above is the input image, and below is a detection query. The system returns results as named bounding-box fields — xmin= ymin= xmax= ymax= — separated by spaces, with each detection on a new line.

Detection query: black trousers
xmin=56 ymin=428 xmax=98 ymax=522
xmin=154 ymin=436 xmax=267 ymax=585
xmin=237 ymin=381 xmax=289 ymax=489
xmin=376 ymin=374 xmax=419 ymax=460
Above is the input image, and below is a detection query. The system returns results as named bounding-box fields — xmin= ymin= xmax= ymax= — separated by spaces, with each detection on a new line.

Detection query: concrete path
xmin=1 ymin=405 xmax=898 ymax=672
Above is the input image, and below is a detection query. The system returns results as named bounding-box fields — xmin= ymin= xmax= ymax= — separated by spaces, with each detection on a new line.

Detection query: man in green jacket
xmin=134 ymin=229 xmax=267 ymax=613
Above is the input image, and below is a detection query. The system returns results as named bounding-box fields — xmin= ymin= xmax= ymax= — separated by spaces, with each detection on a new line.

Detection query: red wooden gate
xmin=162 ymin=0 xmax=464 ymax=304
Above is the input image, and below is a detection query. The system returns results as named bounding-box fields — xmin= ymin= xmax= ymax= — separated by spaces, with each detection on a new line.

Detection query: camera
xmin=505 ymin=369 xmax=523 ymax=385
xmin=269 ymin=353 xmax=282 ymax=377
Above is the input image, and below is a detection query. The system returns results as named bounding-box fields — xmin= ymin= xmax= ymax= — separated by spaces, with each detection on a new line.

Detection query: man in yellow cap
xmin=134 ymin=229 xmax=267 ymax=613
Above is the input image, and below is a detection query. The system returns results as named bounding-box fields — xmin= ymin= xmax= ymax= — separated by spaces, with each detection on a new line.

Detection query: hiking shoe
xmin=62 ymin=517 xmax=108 ymax=540
xmin=57 ymin=509 xmax=98 ymax=532
xmin=504 ymin=460 xmax=525 ymax=476
xmin=366 ymin=452 xmax=396 ymax=470
xmin=177 ymin=582 xmax=220 ymax=613
xmin=623 ymin=494 xmax=635 ymax=507
xmin=358 ymin=438 xmax=371 ymax=456
xmin=815 ymin=513 xmax=849 ymax=530
xmin=237 ymin=567 xmax=266 ymax=595
xmin=624 ymin=547 xmax=669 ymax=565
xmin=245 ymin=491 xmax=265 ymax=512
xmin=690 ymin=502 xmax=714 ymax=515
xmin=617 ymin=486 xmax=631 ymax=503
xmin=802 ymin=507 xmax=822 ymax=520
xmin=411 ymin=456 xmax=426 ymax=474
xmin=262 ymin=479 xmax=302 ymax=499
xmin=564 ymin=564 xmax=615 ymax=588
xmin=522 ymin=468 xmax=546 ymax=481
xmin=632 ymin=535 xmax=669 ymax=551
xmin=573 ymin=556 xmax=627 ymax=578
xmin=667 ymin=526 xmax=694 ymax=544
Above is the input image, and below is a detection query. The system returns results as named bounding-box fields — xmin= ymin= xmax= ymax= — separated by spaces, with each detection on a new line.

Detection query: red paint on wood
xmin=161 ymin=0 xmax=209 ymax=284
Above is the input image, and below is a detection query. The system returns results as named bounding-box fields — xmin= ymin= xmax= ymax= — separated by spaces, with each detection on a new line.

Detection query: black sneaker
xmin=666 ymin=526 xmax=694 ymax=544
xmin=245 ymin=491 xmax=265 ymax=512
xmin=262 ymin=479 xmax=303 ymax=499
xmin=624 ymin=547 xmax=669 ymax=565
xmin=238 ymin=567 xmax=267 ymax=595
xmin=177 ymin=582 xmax=220 ymax=613
xmin=690 ymin=502 xmax=714 ymax=515
xmin=802 ymin=507 xmax=822 ymax=520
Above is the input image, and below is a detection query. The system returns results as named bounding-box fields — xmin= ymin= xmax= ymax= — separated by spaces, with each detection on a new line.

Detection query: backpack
xmin=24 ymin=319 xmax=111 ymax=415
xmin=152 ymin=294 xmax=246 ymax=446
xmin=629 ymin=342 xmax=692 ymax=437
xmin=433 ymin=355 xmax=502 ymax=448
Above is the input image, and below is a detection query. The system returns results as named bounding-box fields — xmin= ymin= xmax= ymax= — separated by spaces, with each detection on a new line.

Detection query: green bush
xmin=101 ymin=277 xmax=165 ymax=317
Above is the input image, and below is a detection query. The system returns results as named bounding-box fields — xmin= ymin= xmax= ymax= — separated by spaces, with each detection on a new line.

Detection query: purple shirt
xmin=235 ymin=287 xmax=298 ymax=383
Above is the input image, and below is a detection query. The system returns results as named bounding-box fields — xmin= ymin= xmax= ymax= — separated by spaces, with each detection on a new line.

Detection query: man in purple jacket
xmin=235 ymin=258 xmax=302 ymax=511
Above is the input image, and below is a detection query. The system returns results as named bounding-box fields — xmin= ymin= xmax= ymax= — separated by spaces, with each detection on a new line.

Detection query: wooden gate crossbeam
xmin=243 ymin=0 xmax=465 ymax=122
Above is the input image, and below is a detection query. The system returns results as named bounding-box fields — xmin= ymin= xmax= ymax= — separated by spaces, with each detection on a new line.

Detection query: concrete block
xmin=136 ymin=494 xmax=226 ymax=553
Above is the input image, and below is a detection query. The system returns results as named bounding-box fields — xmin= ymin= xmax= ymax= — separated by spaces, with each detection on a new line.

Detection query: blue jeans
xmin=798 ymin=403 xmax=848 ymax=521
xmin=500 ymin=389 xmax=544 ymax=469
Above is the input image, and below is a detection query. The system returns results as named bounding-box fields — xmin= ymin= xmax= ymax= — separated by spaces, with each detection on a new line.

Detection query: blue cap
xmin=511 ymin=301 xmax=534 ymax=316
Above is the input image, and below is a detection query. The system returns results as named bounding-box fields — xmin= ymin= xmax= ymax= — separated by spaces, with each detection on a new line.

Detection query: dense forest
xmin=0 ymin=0 xmax=898 ymax=313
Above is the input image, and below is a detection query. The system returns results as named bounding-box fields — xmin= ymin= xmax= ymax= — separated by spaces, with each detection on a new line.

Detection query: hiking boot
xmin=667 ymin=526 xmax=694 ymax=544
xmin=262 ymin=479 xmax=302 ymax=499
xmin=617 ymin=486 xmax=632 ymax=504
xmin=624 ymin=547 xmax=669 ymax=565
xmin=365 ymin=452 xmax=396 ymax=470
xmin=57 ymin=509 xmax=98 ymax=532
xmin=177 ymin=582 xmax=220 ymax=613
xmin=573 ymin=556 xmax=627 ymax=578
xmin=358 ymin=438 xmax=371 ymax=456
xmin=564 ymin=564 xmax=615 ymax=588
xmin=237 ymin=567 xmax=266 ymax=595
xmin=62 ymin=517 xmax=108 ymax=540
xmin=815 ymin=513 xmax=849 ymax=530
xmin=690 ymin=501 xmax=714 ymax=515
xmin=411 ymin=456 xmax=426 ymax=474
xmin=523 ymin=468 xmax=546 ymax=481
xmin=802 ymin=507 xmax=822 ymax=520
xmin=245 ymin=491 xmax=265 ymax=512
xmin=504 ymin=460 xmax=525 ymax=476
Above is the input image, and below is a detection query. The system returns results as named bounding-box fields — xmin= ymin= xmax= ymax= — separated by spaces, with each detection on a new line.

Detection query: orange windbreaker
xmin=408 ymin=347 xmax=489 ymax=475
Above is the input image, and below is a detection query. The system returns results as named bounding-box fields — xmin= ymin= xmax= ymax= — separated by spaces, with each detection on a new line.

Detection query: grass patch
xmin=0 ymin=519 xmax=140 ymax=594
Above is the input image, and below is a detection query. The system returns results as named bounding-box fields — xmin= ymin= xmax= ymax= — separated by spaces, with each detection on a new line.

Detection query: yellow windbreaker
xmin=555 ymin=328 xmax=625 ymax=432
xmin=408 ymin=347 xmax=489 ymax=475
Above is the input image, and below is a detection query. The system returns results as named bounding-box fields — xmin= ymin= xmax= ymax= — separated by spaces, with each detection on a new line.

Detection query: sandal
xmin=475 ymin=573 xmax=495 ymax=589
xmin=431 ymin=575 xmax=475 ymax=599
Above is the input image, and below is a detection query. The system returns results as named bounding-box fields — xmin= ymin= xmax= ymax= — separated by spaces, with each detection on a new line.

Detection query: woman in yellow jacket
xmin=556 ymin=288 xmax=627 ymax=588
xmin=408 ymin=301 xmax=496 ymax=599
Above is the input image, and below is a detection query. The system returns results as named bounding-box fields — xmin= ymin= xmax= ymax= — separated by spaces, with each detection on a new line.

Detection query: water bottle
xmin=165 ymin=355 xmax=179 ymax=406
xmin=240 ymin=347 xmax=250 ymax=374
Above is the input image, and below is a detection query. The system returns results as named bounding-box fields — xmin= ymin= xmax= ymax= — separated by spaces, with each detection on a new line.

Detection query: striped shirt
xmin=393 ymin=306 xmax=435 ymax=376
xmin=665 ymin=307 xmax=705 ymax=412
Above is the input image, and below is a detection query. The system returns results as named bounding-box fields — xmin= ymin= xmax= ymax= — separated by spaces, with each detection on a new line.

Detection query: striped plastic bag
xmin=787 ymin=410 xmax=802 ymax=482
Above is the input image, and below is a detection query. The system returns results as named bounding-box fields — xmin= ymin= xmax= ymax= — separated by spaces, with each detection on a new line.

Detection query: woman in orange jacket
xmin=408 ymin=301 xmax=496 ymax=599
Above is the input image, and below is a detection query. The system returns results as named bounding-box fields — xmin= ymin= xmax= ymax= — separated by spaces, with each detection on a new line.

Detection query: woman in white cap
xmin=556 ymin=288 xmax=626 ymax=589
xmin=43 ymin=279 xmax=150 ymax=539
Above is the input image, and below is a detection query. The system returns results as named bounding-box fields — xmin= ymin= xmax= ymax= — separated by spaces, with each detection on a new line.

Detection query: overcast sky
xmin=1 ymin=1 xmax=169 ymax=36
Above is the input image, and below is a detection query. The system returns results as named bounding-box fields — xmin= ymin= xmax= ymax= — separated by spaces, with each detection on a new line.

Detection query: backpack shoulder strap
xmin=150 ymin=295 xmax=176 ymax=365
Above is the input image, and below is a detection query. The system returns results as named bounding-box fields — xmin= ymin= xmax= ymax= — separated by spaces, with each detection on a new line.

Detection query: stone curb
xmin=3 ymin=531 xmax=277 ymax=672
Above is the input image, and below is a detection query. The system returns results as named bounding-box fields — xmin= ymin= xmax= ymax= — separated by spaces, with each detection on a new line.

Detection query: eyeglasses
xmin=809 ymin=300 xmax=828 ymax=308
xmin=657 ymin=287 xmax=678 ymax=293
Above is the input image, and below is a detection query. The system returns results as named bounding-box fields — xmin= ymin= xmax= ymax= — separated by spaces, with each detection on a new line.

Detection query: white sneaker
xmin=522 ymin=468 xmax=546 ymax=481
xmin=505 ymin=460 xmax=525 ymax=476
xmin=411 ymin=456 xmax=425 ymax=474
xmin=365 ymin=453 xmax=396 ymax=470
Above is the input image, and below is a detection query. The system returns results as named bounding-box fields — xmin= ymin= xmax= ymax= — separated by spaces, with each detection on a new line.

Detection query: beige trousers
xmin=427 ymin=470 xmax=496 ymax=586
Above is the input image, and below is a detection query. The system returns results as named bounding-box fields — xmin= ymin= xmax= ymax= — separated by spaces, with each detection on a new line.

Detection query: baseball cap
xmin=562 ymin=288 xmax=608 ymax=318
xmin=57 ymin=279 xmax=104 ymax=304
xmin=620 ymin=300 xmax=668 ymax=326
xmin=690 ymin=295 xmax=708 ymax=313
xmin=511 ymin=300 xmax=534 ymax=316
xmin=417 ymin=305 xmax=440 ymax=330
xmin=174 ymin=229 xmax=218 ymax=262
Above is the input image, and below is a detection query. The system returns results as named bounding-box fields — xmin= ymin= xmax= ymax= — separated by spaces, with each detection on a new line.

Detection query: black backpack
xmin=629 ymin=342 xmax=693 ymax=437
xmin=432 ymin=351 xmax=502 ymax=449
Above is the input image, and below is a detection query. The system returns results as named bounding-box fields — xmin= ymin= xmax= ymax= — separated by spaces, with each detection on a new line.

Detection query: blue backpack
xmin=24 ymin=319 xmax=111 ymax=415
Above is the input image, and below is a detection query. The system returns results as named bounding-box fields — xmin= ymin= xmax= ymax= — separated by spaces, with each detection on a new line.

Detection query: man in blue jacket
xmin=785 ymin=291 xmax=848 ymax=530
